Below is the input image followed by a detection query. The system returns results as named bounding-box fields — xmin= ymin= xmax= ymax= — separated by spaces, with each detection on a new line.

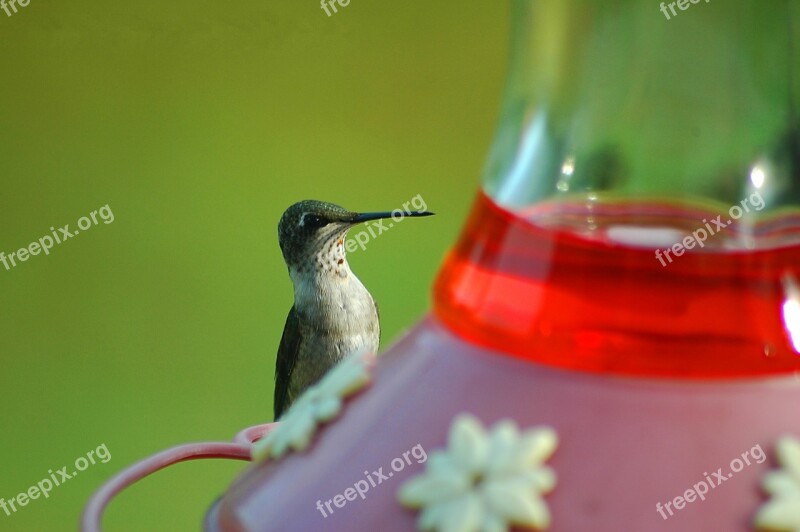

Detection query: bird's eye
xmin=301 ymin=214 xmax=327 ymax=229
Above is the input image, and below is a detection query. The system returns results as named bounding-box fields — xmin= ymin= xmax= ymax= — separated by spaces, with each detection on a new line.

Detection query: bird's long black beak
xmin=352 ymin=210 xmax=435 ymax=223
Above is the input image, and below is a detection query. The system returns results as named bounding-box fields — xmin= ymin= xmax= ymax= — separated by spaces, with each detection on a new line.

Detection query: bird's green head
xmin=277 ymin=200 xmax=433 ymax=270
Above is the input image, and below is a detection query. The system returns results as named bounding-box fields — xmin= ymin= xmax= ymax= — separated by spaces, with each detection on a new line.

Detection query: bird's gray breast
xmin=288 ymin=272 xmax=379 ymax=399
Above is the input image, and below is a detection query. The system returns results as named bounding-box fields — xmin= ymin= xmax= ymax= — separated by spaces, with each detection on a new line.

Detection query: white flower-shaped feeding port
xmin=252 ymin=350 xmax=375 ymax=462
xmin=755 ymin=435 xmax=800 ymax=531
xmin=398 ymin=413 xmax=558 ymax=531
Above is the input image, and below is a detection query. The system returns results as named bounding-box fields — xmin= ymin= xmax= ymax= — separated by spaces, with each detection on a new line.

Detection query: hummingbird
xmin=273 ymin=200 xmax=434 ymax=419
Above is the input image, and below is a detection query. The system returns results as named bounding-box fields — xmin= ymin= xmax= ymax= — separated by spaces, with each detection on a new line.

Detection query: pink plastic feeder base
xmin=211 ymin=316 xmax=800 ymax=531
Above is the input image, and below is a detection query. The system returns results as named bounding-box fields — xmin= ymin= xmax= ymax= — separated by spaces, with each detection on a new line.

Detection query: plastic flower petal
xmin=450 ymin=414 xmax=488 ymax=474
xmin=252 ymin=350 xmax=375 ymax=461
xmin=754 ymin=435 xmax=800 ymax=531
xmin=398 ymin=413 xmax=558 ymax=531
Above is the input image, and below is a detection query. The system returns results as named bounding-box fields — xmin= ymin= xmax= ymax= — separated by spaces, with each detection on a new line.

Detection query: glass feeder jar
xmin=208 ymin=1 xmax=800 ymax=530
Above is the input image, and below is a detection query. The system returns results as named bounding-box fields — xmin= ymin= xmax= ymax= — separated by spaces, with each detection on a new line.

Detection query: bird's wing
xmin=375 ymin=299 xmax=381 ymax=344
xmin=274 ymin=306 xmax=301 ymax=420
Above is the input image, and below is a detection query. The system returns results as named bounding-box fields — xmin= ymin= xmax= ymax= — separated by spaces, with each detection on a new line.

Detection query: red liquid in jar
xmin=434 ymin=190 xmax=800 ymax=378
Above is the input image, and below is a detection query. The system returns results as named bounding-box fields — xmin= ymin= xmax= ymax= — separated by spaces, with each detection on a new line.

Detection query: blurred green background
xmin=0 ymin=2 xmax=505 ymax=530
